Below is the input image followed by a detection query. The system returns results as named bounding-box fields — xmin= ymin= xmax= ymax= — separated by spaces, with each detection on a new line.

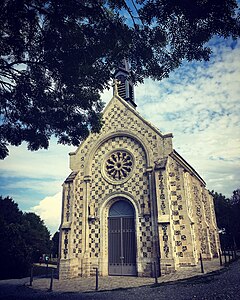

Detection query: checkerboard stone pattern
xmin=168 ymin=160 xmax=188 ymax=260
xmin=139 ymin=216 xmax=153 ymax=259
xmin=89 ymin=135 xmax=151 ymax=260
xmin=154 ymin=155 xmax=220 ymax=274
xmin=101 ymin=101 xmax=160 ymax=157
xmin=71 ymin=96 xmax=171 ymax=168
xmin=59 ymin=95 xmax=220 ymax=279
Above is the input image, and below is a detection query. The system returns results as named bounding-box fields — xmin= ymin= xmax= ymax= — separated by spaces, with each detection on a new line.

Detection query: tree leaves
xmin=0 ymin=196 xmax=51 ymax=279
xmin=0 ymin=0 xmax=239 ymax=158
xmin=211 ymin=188 xmax=240 ymax=249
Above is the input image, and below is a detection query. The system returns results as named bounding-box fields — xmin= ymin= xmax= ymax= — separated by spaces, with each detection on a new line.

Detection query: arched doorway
xmin=108 ymin=200 xmax=137 ymax=276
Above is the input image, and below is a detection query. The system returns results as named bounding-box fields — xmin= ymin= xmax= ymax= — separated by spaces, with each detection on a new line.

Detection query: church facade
xmin=59 ymin=65 xmax=220 ymax=279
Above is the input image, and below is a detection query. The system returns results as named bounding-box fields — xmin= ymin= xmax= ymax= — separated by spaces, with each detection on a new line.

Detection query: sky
xmin=0 ymin=36 xmax=239 ymax=235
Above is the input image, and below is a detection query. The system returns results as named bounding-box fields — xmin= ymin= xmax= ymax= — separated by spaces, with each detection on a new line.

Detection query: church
xmin=59 ymin=61 xmax=220 ymax=279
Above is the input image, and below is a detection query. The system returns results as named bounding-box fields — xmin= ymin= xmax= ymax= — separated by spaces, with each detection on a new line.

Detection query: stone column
xmin=154 ymin=158 xmax=175 ymax=274
xmin=146 ymin=166 xmax=161 ymax=276
xmin=82 ymin=175 xmax=91 ymax=277
xmin=59 ymin=181 xmax=75 ymax=279
xmin=201 ymin=188 xmax=212 ymax=259
xmin=182 ymin=171 xmax=199 ymax=265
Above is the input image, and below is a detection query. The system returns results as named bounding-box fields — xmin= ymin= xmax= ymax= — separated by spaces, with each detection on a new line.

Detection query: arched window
xmin=109 ymin=200 xmax=134 ymax=217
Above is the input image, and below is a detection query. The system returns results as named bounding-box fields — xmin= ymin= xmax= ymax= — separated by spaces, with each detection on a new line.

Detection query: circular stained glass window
xmin=105 ymin=151 xmax=133 ymax=181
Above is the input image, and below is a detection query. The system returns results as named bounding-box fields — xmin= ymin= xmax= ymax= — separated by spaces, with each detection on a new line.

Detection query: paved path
xmin=29 ymin=258 xmax=223 ymax=293
xmin=1 ymin=258 xmax=239 ymax=299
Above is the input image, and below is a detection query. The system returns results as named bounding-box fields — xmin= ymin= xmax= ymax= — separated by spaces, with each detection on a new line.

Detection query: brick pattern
xmin=209 ymin=196 xmax=220 ymax=255
xmin=61 ymin=182 xmax=74 ymax=259
xmin=183 ymin=172 xmax=198 ymax=259
xmin=75 ymin=99 xmax=161 ymax=165
xmin=202 ymin=190 xmax=211 ymax=225
xmin=63 ymin=231 xmax=69 ymax=259
xmin=203 ymin=191 xmax=218 ymax=257
xmin=66 ymin=184 xmax=71 ymax=222
xmin=72 ymin=177 xmax=84 ymax=257
xmin=101 ymin=102 xmax=159 ymax=157
xmin=88 ymin=219 xmax=100 ymax=258
xmin=88 ymin=135 xmax=151 ymax=258
xmin=209 ymin=229 xmax=217 ymax=255
xmin=183 ymin=172 xmax=195 ymax=222
xmin=168 ymin=159 xmax=189 ymax=259
xmin=161 ymin=223 xmax=170 ymax=258
xmin=139 ymin=216 xmax=153 ymax=258
xmin=192 ymin=183 xmax=208 ymax=255
xmin=209 ymin=196 xmax=218 ymax=230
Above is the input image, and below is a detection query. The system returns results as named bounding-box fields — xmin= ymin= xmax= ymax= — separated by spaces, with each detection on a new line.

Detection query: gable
xmin=69 ymin=95 xmax=173 ymax=171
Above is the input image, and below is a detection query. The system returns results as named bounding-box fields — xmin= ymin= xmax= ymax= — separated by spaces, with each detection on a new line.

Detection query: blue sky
xmin=0 ymin=36 xmax=239 ymax=234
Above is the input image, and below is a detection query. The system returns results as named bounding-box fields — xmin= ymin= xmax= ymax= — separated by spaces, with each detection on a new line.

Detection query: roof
xmin=64 ymin=171 xmax=78 ymax=183
xmin=170 ymin=150 xmax=206 ymax=186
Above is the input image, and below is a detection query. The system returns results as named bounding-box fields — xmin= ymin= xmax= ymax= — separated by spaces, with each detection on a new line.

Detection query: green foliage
xmin=211 ymin=188 xmax=240 ymax=249
xmin=0 ymin=196 xmax=51 ymax=279
xmin=0 ymin=196 xmax=23 ymax=224
xmin=51 ymin=231 xmax=59 ymax=258
xmin=229 ymin=189 xmax=240 ymax=248
xmin=0 ymin=0 xmax=239 ymax=158
xmin=211 ymin=190 xmax=231 ymax=233
xmin=23 ymin=212 xmax=51 ymax=262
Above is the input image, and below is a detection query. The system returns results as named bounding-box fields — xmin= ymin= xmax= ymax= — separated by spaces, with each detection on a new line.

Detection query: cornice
xmin=170 ymin=150 xmax=206 ymax=186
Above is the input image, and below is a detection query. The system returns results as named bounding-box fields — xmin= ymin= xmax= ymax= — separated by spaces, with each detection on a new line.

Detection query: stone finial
xmin=112 ymin=79 xmax=120 ymax=96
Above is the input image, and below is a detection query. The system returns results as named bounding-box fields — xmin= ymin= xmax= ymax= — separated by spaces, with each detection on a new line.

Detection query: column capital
xmin=83 ymin=175 xmax=91 ymax=182
xmin=146 ymin=166 xmax=153 ymax=173
xmin=154 ymin=158 xmax=167 ymax=170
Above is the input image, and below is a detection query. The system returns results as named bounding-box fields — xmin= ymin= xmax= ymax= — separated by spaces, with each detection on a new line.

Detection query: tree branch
xmin=129 ymin=0 xmax=145 ymax=26
xmin=0 ymin=80 xmax=15 ymax=88
xmin=123 ymin=1 xmax=138 ymax=29
xmin=3 ymin=60 xmax=41 ymax=69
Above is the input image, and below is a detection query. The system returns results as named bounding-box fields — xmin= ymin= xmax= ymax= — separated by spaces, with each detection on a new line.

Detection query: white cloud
xmin=0 ymin=37 xmax=239 ymax=217
xmin=101 ymin=85 xmax=113 ymax=105
xmin=3 ymin=178 xmax=62 ymax=195
xmin=135 ymin=39 xmax=240 ymax=197
xmin=0 ymin=140 xmax=74 ymax=179
xmin=0 ymin=84 xmax=113 ymax=174
xmin=30 ymin=192 xmax=62 ymax=234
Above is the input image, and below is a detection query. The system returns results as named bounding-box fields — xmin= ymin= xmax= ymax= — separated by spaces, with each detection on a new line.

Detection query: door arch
xmin=108 ymin=200 xmax=137 ymax=276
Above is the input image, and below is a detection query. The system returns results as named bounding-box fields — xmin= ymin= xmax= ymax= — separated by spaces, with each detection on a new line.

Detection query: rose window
xmin=105 ymin=151 xmax=133 ymax=181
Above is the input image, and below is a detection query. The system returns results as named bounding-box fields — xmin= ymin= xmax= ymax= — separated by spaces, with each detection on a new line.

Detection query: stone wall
xmin=58 ymin=95 xmax=219 ymax=279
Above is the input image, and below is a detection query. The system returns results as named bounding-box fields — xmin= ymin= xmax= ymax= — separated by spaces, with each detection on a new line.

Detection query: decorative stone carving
xmin=105 ymin=151 xmax=133 ymax=181
xmin=158 ymin=170 xmax=167 ymax=215
xmin=154 ymin=157 xmax=168 ymax=170
xmin=162 ymin=224 xmax=169 ymax=258
xmin=63 ymin=230 xmax=69 ymax=259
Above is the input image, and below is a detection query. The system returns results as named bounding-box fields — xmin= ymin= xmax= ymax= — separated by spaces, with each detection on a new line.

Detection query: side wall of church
xmin=154 ymin=156 xmax=220 ymax=275
xmin=155 ymin=157 xmax=197 ymax=274
xmin=190 ymin=179 xmax=220 ymax=259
